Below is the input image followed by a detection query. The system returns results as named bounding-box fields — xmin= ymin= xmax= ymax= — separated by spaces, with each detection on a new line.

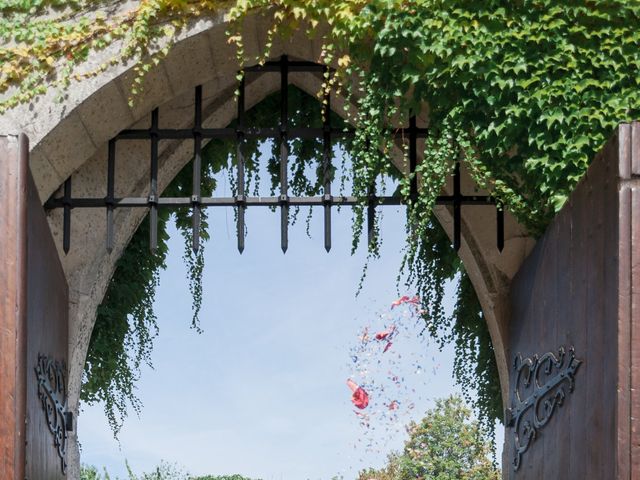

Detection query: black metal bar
xmin=192 ymin=85 xmax=203 ymax=253
xmin=48 ymin=56 xmax=505 ymax=257
xmin=497 ymin=204 xmax=505 ymax=252
xmin=63 ymin=177 xmax=71 ymax=254
xmin=45 ymin=195 xmax=407 ymax=208
xmin=46 ymin=194 xmax=499 ymax=210
xmin=409 ymin=115 xmax=418 ymax=202
xmin=149 ymin=108 xmax=159 ymax=254
xmin=237 ymin=76 xmax=246 ymax=254
xmin=323 ymin=82 xmax=332 ymax=253
xmin=115 ymin=126 xmax=426 ymax=141
xmin=106 ymin=139 xmax=115 ymax=253
xmin=453 ymin=161 xmax=461 ymax=252
xmin=367 ymin=185 xmax=376 ymax=247
xmin=244 ymin=60 xmax=327 ymax=73
xmin=280 ymin=55 xmax=289 ymax=254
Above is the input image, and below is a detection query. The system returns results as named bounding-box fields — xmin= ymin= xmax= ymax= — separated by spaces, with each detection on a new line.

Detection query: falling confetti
xmin=347 ymin=379 xmax=370 ymax=409
xmin=346 ymin=296 xmax=442 ymax=455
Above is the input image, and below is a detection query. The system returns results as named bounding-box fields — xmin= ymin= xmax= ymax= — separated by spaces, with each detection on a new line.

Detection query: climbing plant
xmin=2 ymin=0 xmax=640 ymax=439
xmin=81 ymin=87 xmax=351 ymax=435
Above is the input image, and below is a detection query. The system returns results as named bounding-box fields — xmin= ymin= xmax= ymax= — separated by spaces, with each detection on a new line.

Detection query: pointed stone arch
xmin=0 ymin=11 xmax=535 ymax=477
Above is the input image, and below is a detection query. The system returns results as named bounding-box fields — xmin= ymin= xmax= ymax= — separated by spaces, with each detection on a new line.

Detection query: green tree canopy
xmin=358 ymin=395 xmax=499 ymax=480
xmin=80 ymin=462 xmax=258 ymax=480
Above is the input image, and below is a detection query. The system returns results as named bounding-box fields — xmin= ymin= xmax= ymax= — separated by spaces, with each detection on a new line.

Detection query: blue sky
xmin=78 ymin=145 xmax=499 ymax=479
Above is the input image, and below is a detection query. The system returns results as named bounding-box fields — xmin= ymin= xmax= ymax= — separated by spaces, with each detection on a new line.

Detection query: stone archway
xmin=0 ymin=10 xmax=535 ymax=477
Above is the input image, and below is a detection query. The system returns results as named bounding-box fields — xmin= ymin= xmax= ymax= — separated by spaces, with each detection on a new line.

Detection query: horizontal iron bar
xmin=45 ymin=194 xmax=494 ymax=209
xmin=244 ymin=60 xmax=328 ymax=73
xmin=116 ymin=127 xmax=427 ymax=141
xmin=117 ymin=128 xmax=236 ymax=140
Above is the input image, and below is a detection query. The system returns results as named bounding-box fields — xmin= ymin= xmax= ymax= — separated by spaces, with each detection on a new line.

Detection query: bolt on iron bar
xmin=45 ymin=55 xmax=504 ymax=255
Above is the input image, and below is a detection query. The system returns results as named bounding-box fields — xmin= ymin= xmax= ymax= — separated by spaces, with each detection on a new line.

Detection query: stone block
xmin=29 ymin=146 xmax=64 ymax=203
xmin=118 ymin=62 xmax=173 ymax=122
xmin=77 ymin=80 xmax=134 ymax=146
xmin=164 ymin=32 xmax=216 ymax=98
xmin=38 ymin=111 xmax=96 ymax=185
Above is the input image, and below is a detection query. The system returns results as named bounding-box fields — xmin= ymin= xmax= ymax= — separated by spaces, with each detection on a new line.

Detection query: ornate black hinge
xmin=35 ymin=354 xmax=73 ymax=474
xmin=506 ymin=346 xmax=582 ymax=471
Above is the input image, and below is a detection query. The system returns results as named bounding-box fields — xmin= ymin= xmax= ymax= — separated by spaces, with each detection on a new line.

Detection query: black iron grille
xmin=45 ymin=56 xmax=504 ymax=255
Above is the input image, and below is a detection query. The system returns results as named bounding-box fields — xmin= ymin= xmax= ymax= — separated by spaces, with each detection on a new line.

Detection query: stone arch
xmin=1 ymin=11 xmax=535 ymax=477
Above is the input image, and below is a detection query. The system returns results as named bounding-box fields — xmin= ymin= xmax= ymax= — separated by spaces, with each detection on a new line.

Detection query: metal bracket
xmin=508 ymin=346 xmax=582 ymax=471
xmin=34 ymin=354 xmax=70 ymax=475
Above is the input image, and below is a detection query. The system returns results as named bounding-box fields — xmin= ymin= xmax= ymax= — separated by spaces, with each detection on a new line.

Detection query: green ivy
xmin=5 ymin=0 xmax=639 ymax=443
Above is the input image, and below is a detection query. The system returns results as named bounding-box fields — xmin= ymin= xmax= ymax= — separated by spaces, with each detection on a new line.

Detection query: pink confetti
xmin=347 ymin=379 xmax=370 ymax=409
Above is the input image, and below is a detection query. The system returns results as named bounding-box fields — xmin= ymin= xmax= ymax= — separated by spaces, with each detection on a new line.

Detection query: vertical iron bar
xmin=106 ymin=139 xmax=115 ymax=253
xmin=497 ymin=203 xmax=504 ymax=252
xmin=280 ymin=55 xmax=289 ymax=254
xmin=63 ymin=177 xmax=71 ymax=254
xmin=149 ymin=108 xmax=159 ymax=254
xmin=192 ymin=85 xmax=203 ymax=253
xmin=409 ymin=115 xmax=418 ymax=202
xmin=237 ymin=76 xmax=246 ymax=254
xmin=453 ymin=161 xmax=461 ymax=252
xmin=322 ymin=82 xmax=332 ymax=253
xmin=367 ymin=185 xmax=375 ymax=247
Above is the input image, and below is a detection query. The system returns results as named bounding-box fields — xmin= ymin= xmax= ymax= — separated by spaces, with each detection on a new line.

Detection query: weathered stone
xmin=0 ymin=13 xmax=535 ymax=479
xmin=77 ymin=81 xmax=134 ymax=147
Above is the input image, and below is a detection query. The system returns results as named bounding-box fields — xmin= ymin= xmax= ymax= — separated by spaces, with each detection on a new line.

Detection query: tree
xmin=190 ymin=476 xmax=257 ymax=480
xmin=80 ymin=462 xmax=257 ymax=480
xmin=359 ymin=396 xmax=499 ymax=480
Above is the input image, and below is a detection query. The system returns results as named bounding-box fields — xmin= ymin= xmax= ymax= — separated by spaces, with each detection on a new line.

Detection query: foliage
xmin=80 ymin=462 xmax=257 ymax=480
xmin=228 ymin=0 xmax=640 ymax=232
xmin=357 ymin=395 xmax=500 ymax=480
xmin=190 ymin=476 xmax=258 ymax=480
xmin=81 ymin=464 xmax=112 ymax=480
xmin=4 ymin=0 xmax=639 ymax=441
xmin=126 ymin=461 xmax=189 ymax=480
xmin=81 ymin=158 xmax=209 ymax=436
xmin=0 ymin=0 xmax=234 ymax=111
xmin=81 ymin=86 xmax=348 ymax=435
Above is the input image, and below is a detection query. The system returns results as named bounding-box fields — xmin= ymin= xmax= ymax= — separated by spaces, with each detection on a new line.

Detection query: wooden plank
xmin=542 ymin=212 xmax=562 ymax=479
xmin=24 ymin=170 xmax=69 ymax=479
xmin=629 ymin=185 xmax=640 ymax=479
xmin=585 ymin=157 xmax=606 ymax=478
xmin=554 ymin=204 xmax=572 ymax=478
xmin=508 ymin=229 xmax=543 ymax=479
xmin=631 ymin=121 xmax=640 ymax=177
xmin=630 ymin=122 xmax=640 ymax=480
xmin=526 ymin=232 xmax=546 ymax=480
xmin=0 ymin=134 xmax=28 ymax=480
xmin=567 ymin=165 xmax=589 ymax=479
xmin=617 ymin=125 xmax=633 ymax=480
xmin=600 ymin=152 xmax=619 ymax=478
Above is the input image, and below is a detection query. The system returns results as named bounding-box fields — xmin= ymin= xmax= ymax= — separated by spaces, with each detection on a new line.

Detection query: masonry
xmin=3 ymin=8 xmax=638 ymax=478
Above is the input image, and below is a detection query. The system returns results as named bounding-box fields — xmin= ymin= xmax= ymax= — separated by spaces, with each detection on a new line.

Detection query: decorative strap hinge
xmin=509 ymin=346 xmax=582 ymax=471
xmin=35 ymin=354 xmax=71 ymax=475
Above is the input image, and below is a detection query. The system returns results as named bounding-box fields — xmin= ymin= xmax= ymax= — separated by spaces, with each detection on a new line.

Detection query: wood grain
xmin=24 ymin=167 xmax=69 ymax=479
xmin=507 ymin=123 xmax=639 ymax=479
xmin=0 ymin=134 xmax=28 ymax=480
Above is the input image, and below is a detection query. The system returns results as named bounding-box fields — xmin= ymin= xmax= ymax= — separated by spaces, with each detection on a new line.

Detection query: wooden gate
xmin=2 ymin=119 xmax=640 ymax=478
xmin=505 ymin=122 xmax=640 ymax=478
xmin=1 ymin=134 xmax=70 ymax=480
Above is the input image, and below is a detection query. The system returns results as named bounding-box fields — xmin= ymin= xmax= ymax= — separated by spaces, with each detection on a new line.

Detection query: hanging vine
xmin=3 ymin=0 xmax=640 ymax=439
